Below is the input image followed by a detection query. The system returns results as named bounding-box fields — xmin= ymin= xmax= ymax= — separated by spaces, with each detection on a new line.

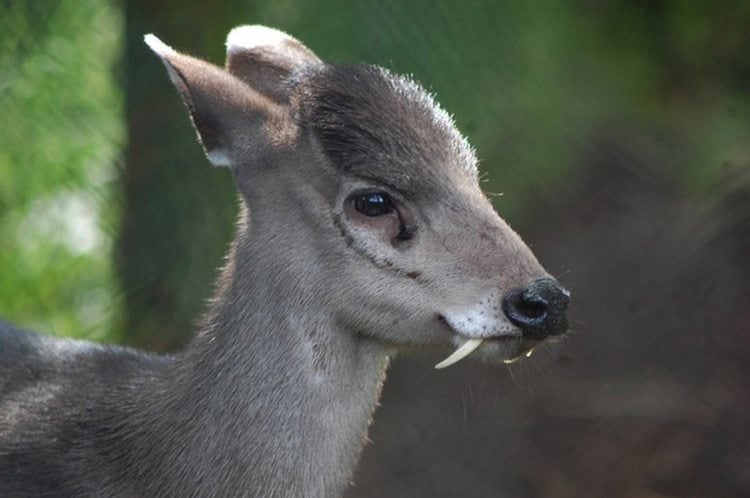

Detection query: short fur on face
xmin=295 ymin=65 xmax=478 ymax=199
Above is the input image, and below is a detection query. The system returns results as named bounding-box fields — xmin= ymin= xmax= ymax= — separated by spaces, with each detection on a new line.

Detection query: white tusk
xmin=434 ymin=338 xmax=484 ymax=369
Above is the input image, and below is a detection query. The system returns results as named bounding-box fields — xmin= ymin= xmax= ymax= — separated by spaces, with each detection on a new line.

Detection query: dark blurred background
xmin=1 ymin=1 xmax=748 ymax=497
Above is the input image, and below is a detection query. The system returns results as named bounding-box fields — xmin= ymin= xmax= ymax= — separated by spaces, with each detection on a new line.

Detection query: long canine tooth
xmin=434 ymin=338 xmax=484 ymax=369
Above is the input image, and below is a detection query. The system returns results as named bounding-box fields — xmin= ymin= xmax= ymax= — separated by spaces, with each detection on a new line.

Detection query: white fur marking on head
xmin=206 ymin=149 xmax=231 ymax=167
xmin=226 ymin=25 xmax=293 ymax=54
xmin=143 ymin=34 xmax=176 ymax=57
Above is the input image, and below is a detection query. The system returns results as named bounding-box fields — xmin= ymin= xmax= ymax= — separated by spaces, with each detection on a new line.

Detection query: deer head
xmin=144 ymin=25 xmax=569 ymax=370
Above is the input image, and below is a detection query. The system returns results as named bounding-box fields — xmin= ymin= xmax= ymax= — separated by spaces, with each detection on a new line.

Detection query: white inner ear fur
xmin=143 ymin=34 xmax=185 ymax=92
xmin=206 ymin=148 xmax=231 ymax=167
xmin=143 ymin=34 xmax=231 ymax=169
xmin=144 ymin=34 xmax=176 ymax=57
xmin=225 ymin=25 xmax=295 ymax=54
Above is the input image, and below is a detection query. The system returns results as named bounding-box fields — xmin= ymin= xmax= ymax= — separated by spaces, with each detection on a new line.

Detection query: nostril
xmin=517 ymin=292 xmax=549 ymax=321
xmin=502 ymin=278 xmax=570 ymax=339
xmin=502 ymin=290 xmax=549 ymax=328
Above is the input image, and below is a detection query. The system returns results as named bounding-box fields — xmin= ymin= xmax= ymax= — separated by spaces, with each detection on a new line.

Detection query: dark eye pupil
xmin=354 ymin=192 xmax=393 ymax=217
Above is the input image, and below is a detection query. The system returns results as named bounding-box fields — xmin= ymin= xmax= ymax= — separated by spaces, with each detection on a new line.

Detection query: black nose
xmin=502 ymin=278 xmax=570 ymax=340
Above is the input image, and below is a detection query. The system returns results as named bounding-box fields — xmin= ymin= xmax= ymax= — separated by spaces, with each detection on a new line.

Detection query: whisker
xmin=555 ymin=269 xmax=572 ymax=279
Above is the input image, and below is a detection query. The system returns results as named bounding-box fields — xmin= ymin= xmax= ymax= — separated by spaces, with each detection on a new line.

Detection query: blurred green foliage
xmin=1 ymin=0 xmax=748 ymax=344
xmin=254 ymin=0 xmax=750 ymax=209
xmin=0 ymin=1 xmax=123 ymax=340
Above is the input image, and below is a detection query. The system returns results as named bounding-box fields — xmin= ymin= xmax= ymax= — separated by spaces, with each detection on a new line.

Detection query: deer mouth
xmin=434 ymin=336 xmax=539 ymax=369
xmin=434 ymin=316 xmax=540 ymax=369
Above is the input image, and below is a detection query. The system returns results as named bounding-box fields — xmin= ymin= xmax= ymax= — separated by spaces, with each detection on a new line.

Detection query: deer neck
xmin=159 ymin=211 xmax=392 ymax=496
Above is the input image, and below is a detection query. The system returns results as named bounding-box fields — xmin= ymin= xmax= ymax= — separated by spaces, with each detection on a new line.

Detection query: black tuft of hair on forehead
xmin=295 ymin=64 xmax=477 ymax=193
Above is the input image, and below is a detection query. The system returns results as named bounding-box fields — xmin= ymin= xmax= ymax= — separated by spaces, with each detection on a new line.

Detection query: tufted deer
xmin=0 ymin=26 xmax=569 ymax=497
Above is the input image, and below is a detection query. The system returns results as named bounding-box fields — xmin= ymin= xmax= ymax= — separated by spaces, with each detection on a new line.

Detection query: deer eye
xmin=353 ymin=192 xmax=394 ymax=217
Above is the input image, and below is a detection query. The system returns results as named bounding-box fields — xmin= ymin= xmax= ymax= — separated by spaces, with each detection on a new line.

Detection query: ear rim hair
xmin=144 ymin=33 xmax=286 ymax=168
xmin=224 ymin=25 xmax=323 ymax=104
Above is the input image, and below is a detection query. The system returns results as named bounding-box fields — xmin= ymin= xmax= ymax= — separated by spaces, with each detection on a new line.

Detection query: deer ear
xmin=225 ymin=25 xmax=322 ymax=104
xmin=144 ymin=34 xmax=282 ymax=167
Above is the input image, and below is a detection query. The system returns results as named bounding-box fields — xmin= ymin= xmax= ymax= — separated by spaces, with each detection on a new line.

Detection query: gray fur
xmin=0 ymin=26 xmax=564 ymax=497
